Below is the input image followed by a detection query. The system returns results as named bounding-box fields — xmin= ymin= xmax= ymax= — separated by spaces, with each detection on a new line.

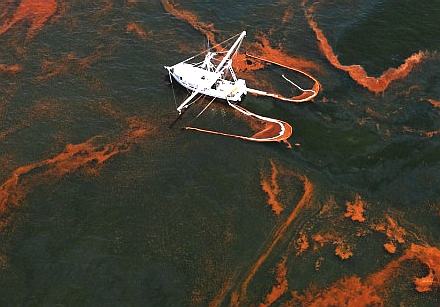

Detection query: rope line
xmin=168 ymin=71 xmax=178 ymax=109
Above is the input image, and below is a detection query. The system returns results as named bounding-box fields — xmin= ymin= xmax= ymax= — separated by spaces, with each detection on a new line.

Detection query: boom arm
xmin=215 ymin=31 xmax=246 ymax=73
xmin=177 ymin=90 xmax=198 ymax=114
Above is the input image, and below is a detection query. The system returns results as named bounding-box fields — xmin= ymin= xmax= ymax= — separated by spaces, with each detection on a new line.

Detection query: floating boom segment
xmin=245 ymin=54 xmax=320 ymax=103
xmin=185 ymin=101 xmax=293 ymax=144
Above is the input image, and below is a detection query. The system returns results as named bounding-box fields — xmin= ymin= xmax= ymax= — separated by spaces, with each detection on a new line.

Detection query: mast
xmin=215 ymin=31 xmax=246 ymax=73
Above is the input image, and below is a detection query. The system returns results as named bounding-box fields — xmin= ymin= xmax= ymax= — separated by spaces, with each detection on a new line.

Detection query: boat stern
xmin=227 ymin=79 xmax=247 ymax=102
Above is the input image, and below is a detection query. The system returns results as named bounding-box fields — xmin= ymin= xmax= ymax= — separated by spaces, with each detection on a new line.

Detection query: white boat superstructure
xmin=169 ymin=62 xmax=247 ymax=102
xmin=165 ymin=31 xmax=247 ymax=114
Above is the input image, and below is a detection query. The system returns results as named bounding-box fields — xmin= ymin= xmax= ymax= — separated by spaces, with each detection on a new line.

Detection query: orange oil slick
xmin=0 ymin=117 xmax=152 ymax=231
xmin=287 ymin=244 xmax=440 ymax=305
xmin=125 ymin=0 xmax=138 ymax=7
xmin=414 ymin=270 xmax=435 ymax=293
xmin=208 ymin=275 xmax=237 ymax=307
xmin=252 ymin=122 xmax=283 ymax=140
xmin=242 ymin=53 xmax=321 ymax=103
xmin=235 ymin=35 xmax=320 ymax=74
xmin=0 ymin=99 xmax=62 ymax=142
xmin=0 ymin=64 xmax=23 ymax=74
xmin=423 ymin=130 xmax=440 ymax=138
xmin=367 ymin=244 xmax=440 ymax=293
xmin=344 ymin=194 xmax=366 ymax=223
xmin=259 ymin=257 xmax=289 ymax=307
xmin=126 ymin=22 xmax=151 ymax=41
xmin=312 ymin=233 xmax=340 ymax=248
xmin=36 ymin=47 xmax=111 ymax=81
xmin=334 ymin=243 xmax=353 ymax=260
xmin=260 ymin=160 xmax=283 ymax=215
xmin=383 ymin=242 xmax=397 ymax=254
xmin=373 ymin=215 xmax=406 ymax=244
xmin=231 ymin=170 xmax=314 ymax=305
xmin=304 ymin=6 xmax=427 ymax=93
xmin=286 ymin=276 xmax=383 ymax=307
xmin=160 ymin=0 xmax=217 ymax=44
xmin=428 ymin=99 xmax=440 ymax=109
xmin=295 ymin=232 xmax=310 ymax=256
xmin=312 ymin=233 xmax=353 ymax=260
xmin=0 ymin=0 xmax=57 ymax=39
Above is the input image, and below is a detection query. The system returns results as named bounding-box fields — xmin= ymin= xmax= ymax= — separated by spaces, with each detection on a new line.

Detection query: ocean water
xmin=0 ymin=0 xmax=439 ymax=306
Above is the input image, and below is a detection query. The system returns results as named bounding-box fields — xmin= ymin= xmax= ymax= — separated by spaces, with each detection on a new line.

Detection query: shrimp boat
xmin=164 ymin=31 xmax=320 ymax=144
xmin=165 ymin=31 xmax=248 ymax=114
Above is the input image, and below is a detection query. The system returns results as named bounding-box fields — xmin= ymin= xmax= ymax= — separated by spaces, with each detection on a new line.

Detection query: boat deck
xmin=171 ymin=63 xmax=247 ymax=102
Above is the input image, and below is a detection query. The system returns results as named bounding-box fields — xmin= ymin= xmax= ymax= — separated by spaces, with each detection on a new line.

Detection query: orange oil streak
xmin=235 ymin=36 xmax=320 ymax=74
xmin=423 ymin=130 xmax=440 ymax=138
xmin=209 ymin=275 xmax=237 ymax=307
xmin=287 ymin=276 xmax=383 ymax=307
xmin=243 ymin=54 xmax=321 ymax=103
xmin=126 ymin=22 xmax=151 ymax=41
xmin=304 ymin=5 xmax=427 ymax=93
xmin=260 ymin=160 xmax=283 ymax=215
xmin=373 ymin=215 xmax=406 ymax=244
xmin=312 ymin=233 xmax=353 ymax=260
xmin=344 ymin=194 xmax=366 ymax=223
xmin=414 ymin=270 xmax=435 ymax=293
xmin=0 ymin=64 xmax=22 ymax=74
xmin=367 ymin=244 xmax=440 ymax=293
xmin=312 ymin=233 xmax=339 ymax=248
xmin=231 ymin=173 xmax=314 ymax=305
xmin=125 ymin=0 xmax=138 ymax=7
xmin=0 ymin=117 xmax=152 ymax=231
xmin=428 ymin=99 xmax=440 ymax=109
xmin=384 ymin=242 xmax=397 ymax=254
xmin=252 ymin=122 xmax=283 ymax=140
xmin=334 ymin=243 xmax=353 ymax=260
xmin=259 ymin=257 xmax=289 ymax=307
xmin=160 ymin=0 xmax=217 ymax=44
xmin=0 ymin=0 xmax=57 ymax=39
xmin=295 ymin=232 xmax=310 ymax=256
xmin=36 ymin=47 xmax=111 ymax=81
xmin=289 ymin=244 xmax=440 ymax=305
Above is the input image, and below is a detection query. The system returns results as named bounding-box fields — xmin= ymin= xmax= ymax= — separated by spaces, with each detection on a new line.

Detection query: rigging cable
xmin=193 ymin=97 xmax=216 ymax=122
xmin=168 ymin=71 xmax=178 ymax=109
xmin=181 ymin=32 xmax=242 ymax=64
